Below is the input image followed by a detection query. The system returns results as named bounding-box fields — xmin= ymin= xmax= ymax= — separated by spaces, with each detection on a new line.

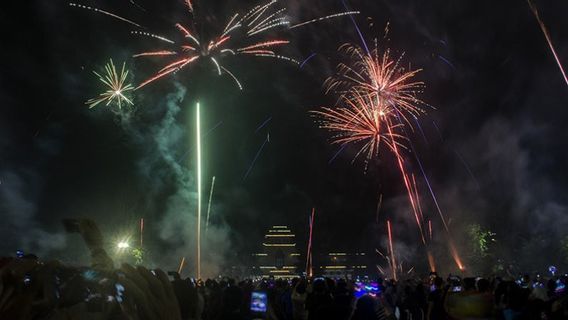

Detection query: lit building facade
xmin=250 ymin=225 xmax=371 ymax=278
xmin=251 ymin=225 xmax=300 ymax=278
xmin=315 ymin=252 xmax=369 ymax=278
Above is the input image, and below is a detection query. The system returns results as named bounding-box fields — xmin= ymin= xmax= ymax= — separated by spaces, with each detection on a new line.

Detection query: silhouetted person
xmin=350 ymin=295 xmax=386 ymax=320
xmin=306 ymin=278 xmax=332 ymax=320
xmin=427 ymin=277 xmax=446 ymax=320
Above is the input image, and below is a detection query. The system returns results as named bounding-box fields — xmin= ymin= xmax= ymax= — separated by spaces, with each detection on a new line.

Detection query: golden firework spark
xmin=86 ymin=59 xmax=134 ymax=109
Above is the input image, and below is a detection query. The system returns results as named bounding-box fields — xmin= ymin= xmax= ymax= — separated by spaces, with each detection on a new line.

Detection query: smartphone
xmin=115 ymin=283 xmax=125 ymax=303
xmin=555 ymin=280 xmax=565 ymax=293
xmin=250 ymin=291 xmax=268 ymax=313
xmin=24 ymin=274 xmax=32 ymax=286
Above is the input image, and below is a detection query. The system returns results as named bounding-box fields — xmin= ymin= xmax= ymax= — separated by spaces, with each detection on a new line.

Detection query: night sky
xmin=2 ymin=0 xmax=568 ymax=275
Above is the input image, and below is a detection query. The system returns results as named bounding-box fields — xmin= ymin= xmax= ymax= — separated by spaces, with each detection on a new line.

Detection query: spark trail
xmin=328 ymin=145 xmax=346 ymax=165
xmin=387 ymin=220 xmax=397 ymax=281
xmin=69 ymin=3 xmax=142 ymax=28
xmin=178 ymin=257 xmax=186 ymax=274
xmin=243 ymin=134 xmax=270 ymax=180
xmin=300 ymin=53 xmax=317 ymax=69
xmin=528 ymin=0 xmax=568 ymax=87
xmin=205 ymin=176 xmax=216 ymax=233
xmin=306 ymin=208 xmax=315 ymax=277
xmin=255 ymin=116 xmax=273 ymax=133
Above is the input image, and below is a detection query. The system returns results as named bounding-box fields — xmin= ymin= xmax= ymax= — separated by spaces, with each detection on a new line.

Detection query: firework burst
xmin=133 ymin=1 xmax=297 ymax=90
xmin=132 ymin=1 xmax=360 ymax=89
xmin=325 ymin=42 xmax=430 ymax=127
xmin=86 ymin=59 xmax=134 ymax=109
xmin=315 ymin=39 xmax=466 ymax=269
xmin=70 ymin=1 xmax=359 ymax=90
xmin=312 ymin=93 xmax=406 ymax=166
xmin=314 ymin=41 xmax=430 ymax=243
xmin=313 ymin=39 xmax=429 ymax=167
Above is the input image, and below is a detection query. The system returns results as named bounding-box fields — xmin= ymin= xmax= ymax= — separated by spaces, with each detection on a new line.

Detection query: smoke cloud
xmin=118 ymin=83 xmax=231 ymax=277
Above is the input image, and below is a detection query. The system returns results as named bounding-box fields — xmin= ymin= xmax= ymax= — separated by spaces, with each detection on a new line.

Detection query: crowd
xmin=1 ymin=219 xmax=567 ymax=319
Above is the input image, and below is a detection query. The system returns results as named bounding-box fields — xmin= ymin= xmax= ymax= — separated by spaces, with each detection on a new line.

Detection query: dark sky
xmin=1 ymin=0 xmax=568 ymax=275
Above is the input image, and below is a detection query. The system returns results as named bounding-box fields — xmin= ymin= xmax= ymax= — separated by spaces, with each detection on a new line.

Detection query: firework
xmin=300 ymin=53 xmax=317 ymax=69
xmin=178 ymin=257 xmax=186 ymax=275
xmin=86 ymin=59 xmax=134 ymax=109
xmin=528 ymin=0 xmax=568 ymax=87
xmin=289 ymin=11 xmax=360 ymax=29
xmin=72 ymin=0 xmax=357 ymax=90
xmin=312 ymin=89 xmax=428 ymax=243
xmin=427 ymin=251 xmax=436 ymax=273
xmin=132 ymin=1 xmax=359 ymax=89
xmin=205 ymin=176 xmax=216 ymax=233
xmin=410 ymin=142 xmax=464 ymax=269
xmin=375 ymin=193 xmax=383 ymax=224
xmin=377 ymin=265 xmax=386 ymax=275
xmin=131 ymin=31 xmax=175 ymax=44
xmin=312 ymin=92 xmax=428 ymax=246
xmin=306 ymin=208 xmax=315 ymax=277
xmin=133 ymin=1 xmax=296 ymax=90
xmin=195 ymin=102 xmax=202 ymax=279
xmin=312 ymin=92 xmax=407 ymax=168
xmin=255 ymin=116 xmax=273 ymax=133
xmin=312 ymin=39 xmax=463 ymax=268
xmin=69 ymin=2 xmax=142 ymax=28
xmin=387 ymin=220 xmax=397 ymax=281
xmin=328 ymin=145 xmax=346 ymax=165
xmin=325 ymin=42 xmax=429 ymax=127
xmin=243 ymin=134 xmax=270 ymax=180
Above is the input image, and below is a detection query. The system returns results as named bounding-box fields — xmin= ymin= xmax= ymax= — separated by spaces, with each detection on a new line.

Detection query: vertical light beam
xmin=196 ymin=102 xmax=202 ymax=279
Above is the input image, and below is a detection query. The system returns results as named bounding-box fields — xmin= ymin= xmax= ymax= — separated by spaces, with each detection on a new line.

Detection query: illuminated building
xmin=250 ymin=225 xmax=371 ymax=278
xmin=251 ymin=225 xmax=300 ymax=278
xmin=316 ymin=252 xmax=369 ymax=277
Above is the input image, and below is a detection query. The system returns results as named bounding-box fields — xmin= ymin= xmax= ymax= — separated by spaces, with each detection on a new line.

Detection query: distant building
xmin=251 ymin=225 xmax=300 ymax=278
xmin=250 ymin=225 xmax=371 ymax=278
xmin=315 ymin=252 xmax=369 ymax=278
